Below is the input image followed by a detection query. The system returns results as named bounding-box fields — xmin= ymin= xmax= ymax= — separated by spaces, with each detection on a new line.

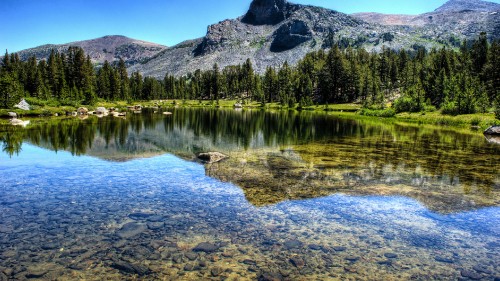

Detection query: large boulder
xmin=484 ymin=125 xmax=500 ymax=135
xmin=242 ymin=0 xmax=288 ymax=25
xmin=14 ymin=99 xmax=30 ymax=111
xmin=196 ymin=152 xmax=229 ymax=164
xmin=77 ymin=107 xmax=89 ymax=115
xmin=95 ymin=107 xmax=109 ymax=115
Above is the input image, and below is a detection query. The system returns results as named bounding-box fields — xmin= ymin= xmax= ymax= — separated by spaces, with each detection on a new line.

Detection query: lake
xmin=0 ymin=108 xmax=499 ymax=280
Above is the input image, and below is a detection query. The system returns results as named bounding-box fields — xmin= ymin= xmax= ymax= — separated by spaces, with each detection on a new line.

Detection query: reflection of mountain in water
xmin=1 ymin=108 xmax=499 ymax=213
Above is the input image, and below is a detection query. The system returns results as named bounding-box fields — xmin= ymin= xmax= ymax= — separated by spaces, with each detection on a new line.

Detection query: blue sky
xmin=1 ymin=0 xmax=499 ymax=52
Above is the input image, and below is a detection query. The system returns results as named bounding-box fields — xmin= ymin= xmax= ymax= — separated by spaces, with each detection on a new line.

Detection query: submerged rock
xmin=258 ymin=272 xmax=283 ymax=281
xmin=384 ymin=253 xmax=398 ymax=259
xmin=461 ymin=269 xmax=483 ymax=280
xmin=192 ymin=242 xmax=219 ymax=253
xmin=283 ymin=239 xmax=303 ymax=249
xmin=196 ymin=152 xmax=228 ymax=164
xmin=111 ymin=260 xmax=150 ymax=276
xmin=289 ymin=256 xmax=305 ymax=268
xmin=116 ymin=223 xmax=147 ymax=239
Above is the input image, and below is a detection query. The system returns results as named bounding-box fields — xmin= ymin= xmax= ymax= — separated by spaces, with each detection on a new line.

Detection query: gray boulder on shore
xmin=484 ymin=126 xmax=500 ymax=135
xmin=196 ymin=152 xmax=229 ymax=164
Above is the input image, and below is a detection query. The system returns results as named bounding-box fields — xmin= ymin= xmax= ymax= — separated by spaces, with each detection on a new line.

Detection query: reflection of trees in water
xmin=0 ymin=109 xmax=498 ymax=191
xmin=1 ymin=129 xmax=24 ymax=157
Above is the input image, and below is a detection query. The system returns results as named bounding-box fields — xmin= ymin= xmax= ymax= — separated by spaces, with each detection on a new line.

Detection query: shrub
xmin=24 ymin=97 xmax=48 ymax=106
xmin=424 ymin=104 xmax=437 ymax=112
xmin=393 ymin=96 xmax=416 ymax=113
xmin=470 ymin=117 xmax=481 ymax=126
xmin=441 ymin=101 xmax=460 ymax=116
xmin=495 ymin=106 xmax=500 ymax=120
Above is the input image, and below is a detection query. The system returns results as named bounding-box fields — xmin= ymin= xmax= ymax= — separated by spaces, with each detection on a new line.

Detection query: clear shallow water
xmin=0 ymin=109 xmax=499 ymax=280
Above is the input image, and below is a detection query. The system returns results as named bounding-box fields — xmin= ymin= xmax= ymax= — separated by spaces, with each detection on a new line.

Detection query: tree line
xmin=1 ymin=32 xmax=499 ymax=118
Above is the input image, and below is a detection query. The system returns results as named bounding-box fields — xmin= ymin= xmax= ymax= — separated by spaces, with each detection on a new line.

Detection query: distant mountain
xmin=14 ymin=35 xmax=167 ymax=66
xmin=434 ymin=0 xmax=500 ymax=13
xmin=353 ymin=0 xmax=500 ymax=39
xmin=10 ymin=0 xmax=500 ymax=78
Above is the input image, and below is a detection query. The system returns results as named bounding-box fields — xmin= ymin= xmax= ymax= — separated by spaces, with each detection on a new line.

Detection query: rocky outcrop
xmin=271 ymin=20 xmax=313 ymax=52
xmin=242 ymin=0 xmax=289 ymax=25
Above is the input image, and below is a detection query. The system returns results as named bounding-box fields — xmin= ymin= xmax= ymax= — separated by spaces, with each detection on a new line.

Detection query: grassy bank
xmin=1 ymin=99 xmax=498 ymax=130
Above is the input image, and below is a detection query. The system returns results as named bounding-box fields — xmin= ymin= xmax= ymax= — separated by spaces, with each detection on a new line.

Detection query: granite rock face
xmin=271 ymin=19 xmax=313 ymax=52
xmin=243 ymin=0 xmax=289 ymax=25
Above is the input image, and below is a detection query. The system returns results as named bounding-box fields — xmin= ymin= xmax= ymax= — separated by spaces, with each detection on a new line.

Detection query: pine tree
xmin=118 ymin=58 xmax=130 ymax=101
xmin=263 ymin=66 xmax=278 ymax=103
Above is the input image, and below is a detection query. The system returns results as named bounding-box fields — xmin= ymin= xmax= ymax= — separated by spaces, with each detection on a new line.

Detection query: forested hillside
xmin=1 ymin=33 xmax=499 ymax=119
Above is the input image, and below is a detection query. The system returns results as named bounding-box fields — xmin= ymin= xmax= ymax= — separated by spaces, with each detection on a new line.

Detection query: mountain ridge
xmin=12 ymin=35 xmax=167 ymax=67
xmin=7 ymin=0 xmax=500 ymax=78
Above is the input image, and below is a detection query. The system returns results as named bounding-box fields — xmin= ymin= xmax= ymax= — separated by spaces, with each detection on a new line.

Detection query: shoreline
xmin=1 ymin=99 xmax=498 ymax=131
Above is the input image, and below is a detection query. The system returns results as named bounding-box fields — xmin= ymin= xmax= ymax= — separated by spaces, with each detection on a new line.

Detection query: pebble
xmin=461 ymin=270 xmax=483 ymax=280
xmin=377 ymin=260 xmax=392 ymax=266
xmin=345 ymin=256 xmax=359 ymax=262
xmin=116 ymin=223 xmax=147 ymax=239
xmin=242 ymin=259 xmax=256 ymax=265
xmin=473 ymin=265 xmax=492 ymax=275
xmin=289 ymin=257 xmax=305 ymax=268
xmin=258 ymin=272 xmax=283 ymax=281
xmin=193 ymin=242 xmax=219 ymax=253
xmin=211 ymin=267 xmax=222 ymax=277
xmin=25 ymin=267 xmax=47 ymax=279
xmin=384 ymin=253 xmax=398 ymax=259
xmin=2 ymin=268 xmax=13 ymax=276
xmin=284 ymin=240 xmax=303 ymax=250
xmin=435 ymin=256 xmax=454 ymax=263
xmin=333 ymin=246 xmax=346 ymax=252
xmin=185 ymin=252 xmax=198 ymax=261
xmin=308 ymin=244 xmax=321 ymax=250
xmin=111 ymin=260 xmax=150 ymax=276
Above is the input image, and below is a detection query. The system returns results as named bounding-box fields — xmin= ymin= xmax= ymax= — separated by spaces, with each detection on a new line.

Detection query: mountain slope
xmin=129 ymin=0 xmax=429 ymax=78
xmin=10 ymin=0 xmax=500 ymax=78
xmin=131 ymin=0 xmax=500 ymax=78
xmin=15 ymin=35 xmax=167 ymax=66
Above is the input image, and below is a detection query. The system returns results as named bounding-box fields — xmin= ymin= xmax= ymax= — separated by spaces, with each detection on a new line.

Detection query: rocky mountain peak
xmin=434 ymin=0 xmax=500 ymax=13
xmin=242 ymin=0 xmax=289 ymax=25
